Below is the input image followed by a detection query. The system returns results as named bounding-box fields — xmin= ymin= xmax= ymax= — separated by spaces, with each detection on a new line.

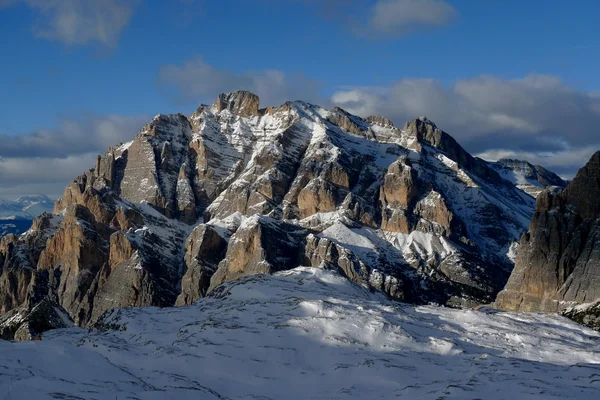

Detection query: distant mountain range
xmin=0 ymin=195 xmax=54 ymax=236
xmin=488 ymin=158 xmax=567 ymax=197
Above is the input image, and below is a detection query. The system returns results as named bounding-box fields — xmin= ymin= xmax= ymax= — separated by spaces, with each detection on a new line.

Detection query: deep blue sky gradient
xmin=2 ymin=0 xmax=599 ymax=135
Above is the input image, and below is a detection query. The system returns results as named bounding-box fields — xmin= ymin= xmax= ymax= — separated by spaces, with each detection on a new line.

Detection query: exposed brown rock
xmin=216 ymin=90 xmax=260 ymax=117
xmin=327 ymin=107 xmax=365 ymax=135
xmin=380 ymin=157 xmax=419 ymax=233
xmin=298 ymin=179 xmax=339 ymax=217
xmin=365 ymin=115 xmax=395 ymax=127
xmin=209 ymin=217 xmax=306 ymax=291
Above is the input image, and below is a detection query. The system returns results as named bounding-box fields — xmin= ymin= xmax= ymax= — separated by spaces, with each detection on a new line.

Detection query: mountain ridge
xmin=0 ymin=195 xmax=54 ymax=237
xmin=0 ymin=90 xmax=562 ymax=339
xmin=487 ymin=158 xmax=567 ymax=197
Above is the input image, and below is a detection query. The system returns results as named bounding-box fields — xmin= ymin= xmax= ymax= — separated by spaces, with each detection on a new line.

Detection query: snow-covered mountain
xmin=1 ymin=268 xmax=599 ymax=399
xmin=0 ymin=195 xmax=54 ymax=219
xmin=487 ymin=158 xmax=567 ymax=197
xmin=0 ymin=196 xmax=54 ymax=236
xmin=1 ymin=90 xmax=565 ymax=337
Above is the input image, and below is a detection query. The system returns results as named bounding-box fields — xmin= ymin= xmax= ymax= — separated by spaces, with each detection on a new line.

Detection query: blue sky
xmin=1 ymin=0 xmax=599 ymax=197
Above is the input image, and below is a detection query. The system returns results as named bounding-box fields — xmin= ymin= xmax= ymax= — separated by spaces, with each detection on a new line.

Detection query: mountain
xmin=0 ymin=91 xmax=540 ymax=336
xmin=495 ymin=151 xmax=600 ymax=329
xmin=0 ymin=195 xmax=54 ymax=219
xmin=1 ymin=267 xmax=600 ymax=399
xmin=0 ymin=217 xmax=34 ymax=237
xmin=487 ymin=158 xmax=567 ymax=197
xmin=0 ymin=195 xmax=54 ymax=236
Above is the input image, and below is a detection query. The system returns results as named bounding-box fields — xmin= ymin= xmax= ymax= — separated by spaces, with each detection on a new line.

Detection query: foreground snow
xmin=1 ymin=268 xmax=600 ymax=399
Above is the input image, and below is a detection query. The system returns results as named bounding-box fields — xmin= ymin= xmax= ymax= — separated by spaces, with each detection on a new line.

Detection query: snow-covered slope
xmin=487 ymin=158 xmax=567 ymax=198
xmin=1 ymin=268 xmax=599 ymax=399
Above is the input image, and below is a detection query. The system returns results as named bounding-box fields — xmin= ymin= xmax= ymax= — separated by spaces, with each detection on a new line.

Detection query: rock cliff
xmin=495 ymin=152 xmax=600 ymax=326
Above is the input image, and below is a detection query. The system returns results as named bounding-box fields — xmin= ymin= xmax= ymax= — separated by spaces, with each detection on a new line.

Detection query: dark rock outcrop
xmin=495 ymin=152 xmax=600 ymax=323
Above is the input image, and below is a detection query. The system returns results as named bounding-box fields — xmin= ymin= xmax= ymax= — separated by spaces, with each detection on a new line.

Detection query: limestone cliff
xmin=495 ymin=152 xmax=600 ymax=326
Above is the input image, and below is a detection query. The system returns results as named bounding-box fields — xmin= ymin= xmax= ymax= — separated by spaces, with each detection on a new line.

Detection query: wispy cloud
xmin=366 ymin=0 xmax=458 ymax=37
xmin=304 ymin=0 xmax=458 ymax=38
xmin=1 ymin=0 xmax=140 ymax=47
xmin=157 ymin=56 xmax=324 ymax=107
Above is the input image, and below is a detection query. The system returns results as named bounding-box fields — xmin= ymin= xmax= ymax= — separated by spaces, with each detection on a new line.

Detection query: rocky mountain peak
xmin=498 ymin=158 xmax=566 ymax=187
xmin=403 ymin=116 xmax=439 ymax=139
xmin=402 ymin=117 xmax=505 ymax=185
xmin=365 ymin=115 xmax=395 ymax=128
xmin=215 ymin=90 xmax=260 ymax=117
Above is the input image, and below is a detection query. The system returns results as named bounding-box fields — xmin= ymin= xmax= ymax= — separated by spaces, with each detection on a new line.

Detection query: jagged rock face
xmin=0 ymin=91 xmax=539 ymax=330
xmin=176 ymin=224 xmax=229 ymax=305
xmin=495 ymin=152 xmax=600 ymax=322
xmin=488 ymin=158 xmax=567 ymax=198
xmin=216 ymin=90 xmax=260 ymax=117
xmin=209 ymin=216 xmax=308 ymax=291
xmin=405 ymin=117 xmax=505 ymax=184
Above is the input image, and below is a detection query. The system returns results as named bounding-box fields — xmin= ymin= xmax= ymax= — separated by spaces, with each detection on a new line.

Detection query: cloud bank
xmin=0 ymin=114 xmax=147 ymax=199
xmin=156 ymin=56 xmax=600 ymax=178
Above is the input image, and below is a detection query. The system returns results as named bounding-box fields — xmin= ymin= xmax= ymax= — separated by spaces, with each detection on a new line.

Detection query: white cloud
xmin=0 ymin=114 xmax=148 ymax=159
xmin=303 ymin=0 xmax=458 ymax=38
xmin=1 ymin=0 xmax=140 ymax=46
xmin=157 ymin=57 xmax=324 ymax=107
xmin=368 ymin=0 xmax=458 ymax=36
